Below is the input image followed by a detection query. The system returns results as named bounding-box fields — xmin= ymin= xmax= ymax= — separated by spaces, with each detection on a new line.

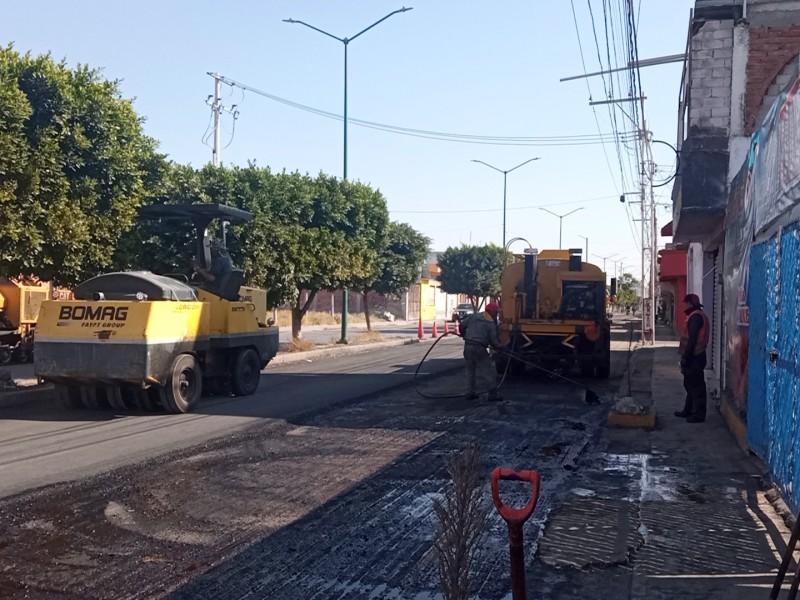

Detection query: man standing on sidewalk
xmin=460 ymin=302 xmax=503 ymax=402
xmin=675 ymin=293 xmax=709 ymax=423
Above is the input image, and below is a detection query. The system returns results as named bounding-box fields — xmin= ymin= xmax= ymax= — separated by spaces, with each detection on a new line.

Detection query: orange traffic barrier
xmin=418 ymin=318 xmax=425 ymax=339
xmin=454 ymin=319 xmax=460 ymax=335
xmin=443 ymin=320 xmax=450 ymax=335
xmin=431 ymin=320 xmax=438 ymax=338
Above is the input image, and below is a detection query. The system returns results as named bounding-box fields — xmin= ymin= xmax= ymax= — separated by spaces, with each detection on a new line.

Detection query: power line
xmin=213 ymin=74 xmax=636 ymax=147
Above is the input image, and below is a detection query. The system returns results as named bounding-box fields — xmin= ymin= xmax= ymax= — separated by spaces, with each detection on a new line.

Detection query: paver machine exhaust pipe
xmin=491 ymin=467 xmax=540 ymax=600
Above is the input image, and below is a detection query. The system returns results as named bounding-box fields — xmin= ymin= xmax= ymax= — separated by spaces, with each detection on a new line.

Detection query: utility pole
xmin=212 ymin=72 xmax=222 ymax=166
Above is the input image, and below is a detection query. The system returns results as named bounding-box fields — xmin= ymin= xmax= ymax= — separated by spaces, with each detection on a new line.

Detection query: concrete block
xmin=705 ymin=96 xmax=729 ymax=109
xmin=713 ymin=28 xmax=734 ymax=41
xmin=711 ymin=107 xmax=731 ymax=118
xmin=692 ymin=67 xmax=713 ymax=80
xmin=607 ymin=406 xmax=657 ymax=429
xmin=690 ymin=107 xmax=713 ymax=121
xmin=709 ymin=116 xmax=729 ymax=128
xmin=711 ymin=86 xmax=732 ymax=98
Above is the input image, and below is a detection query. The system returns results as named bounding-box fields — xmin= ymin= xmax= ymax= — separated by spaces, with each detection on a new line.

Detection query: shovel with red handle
xmin=491 ymin=467 xmax=541 ymax=600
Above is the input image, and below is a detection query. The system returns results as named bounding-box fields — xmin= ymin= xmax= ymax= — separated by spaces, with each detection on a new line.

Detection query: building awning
xmin=660 ymin=220 xmax=673 ymax=236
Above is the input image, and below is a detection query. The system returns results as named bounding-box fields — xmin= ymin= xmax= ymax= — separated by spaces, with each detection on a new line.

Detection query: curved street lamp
xmin=284 ymin=7 xmax=413 ymax=343
xmin=538 ymin=207 xmax=585 ymax=249
xmin=472 ymin=157 xmax=541 ymax=249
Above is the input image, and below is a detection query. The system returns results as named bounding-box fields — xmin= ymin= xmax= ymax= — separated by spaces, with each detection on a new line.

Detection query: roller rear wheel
xmin=231 ymin=348 xmax=261 ymax=396
xmin=162 ymin=354 xmax=202 ymax=414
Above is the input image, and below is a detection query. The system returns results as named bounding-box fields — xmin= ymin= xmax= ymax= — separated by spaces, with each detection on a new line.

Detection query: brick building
xmin=673 ymin=0 xmax=800 ymax=510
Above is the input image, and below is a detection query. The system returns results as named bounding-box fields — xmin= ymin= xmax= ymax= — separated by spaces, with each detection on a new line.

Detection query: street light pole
xmin=591 ymin=253 xmax=619 ymax=276
xmin=471 ymin=157 xmax=540 ymax=249
xmin=578 ymin=235 xmax=589 ymax=259
xmin=538 ymin=207 xmax=585 ymax=249
xmin=284 ymin=7 xmax=413 ymax=344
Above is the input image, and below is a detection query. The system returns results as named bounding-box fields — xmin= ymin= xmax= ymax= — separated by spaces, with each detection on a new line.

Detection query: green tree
xmin=437 ymin=244 xmax=505 ymax=309
xmin=357 ymin=221 xmax=430 ymax=330
xmin=238 ymin=170 xmax=390 ymax=339
xmin=615 ymin=272 xmax=640 ymax=306
xmin=0 ymin=46 xmax=161 ymax=284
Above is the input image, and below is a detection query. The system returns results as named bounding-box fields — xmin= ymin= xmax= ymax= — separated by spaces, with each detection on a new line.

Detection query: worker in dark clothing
xmin=675 ymin=293 xmax=709 ymax=423
xmin=460 ymin=302 xmax=503 ymax=402
xmin=191 ymin=239 xmax=234 ymax=284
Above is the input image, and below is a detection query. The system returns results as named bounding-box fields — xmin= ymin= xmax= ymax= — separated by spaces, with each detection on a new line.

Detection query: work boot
xmin=674 ymin=410 xmax=690 ymax=418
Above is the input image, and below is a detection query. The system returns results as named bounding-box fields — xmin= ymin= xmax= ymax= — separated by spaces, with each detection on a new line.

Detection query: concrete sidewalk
xmin=551 ymin=323 xmax=797 ymax=599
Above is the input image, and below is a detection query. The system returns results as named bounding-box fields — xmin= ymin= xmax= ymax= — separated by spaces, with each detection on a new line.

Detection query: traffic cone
xmin=454 ymin=319 xmax=460 ymax=335
xmin=431 ymin=320 xmax=438 ymax=338
xmin=444 ymin=320 xmax=450 ymax=335
xmin=418 ymin=318 xmax=425 ymax=339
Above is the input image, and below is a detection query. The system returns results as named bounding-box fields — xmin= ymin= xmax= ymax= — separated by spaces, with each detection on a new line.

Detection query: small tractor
xmin=0 ymin=277 xmax=52 ymax=365
xmin=34 ymin=203 xmax=279 ymax=413
xmin=497 ymin=248 xmax=611 ymax=378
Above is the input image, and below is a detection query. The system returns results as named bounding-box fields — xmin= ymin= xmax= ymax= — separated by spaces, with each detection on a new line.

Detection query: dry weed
xmin=433 ymin=443 xmax=489 ymax=600
xmin=353 ymin=330 xmax=384 ymax=344
xmin=273 ymin=309 xmax=366 ymax=327
xmin=280 ymin=338 xmax=317 ymax=353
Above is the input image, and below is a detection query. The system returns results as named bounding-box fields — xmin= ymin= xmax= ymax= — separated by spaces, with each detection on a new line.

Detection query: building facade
xmin=674 ymin=0 xmax=800 ymax=511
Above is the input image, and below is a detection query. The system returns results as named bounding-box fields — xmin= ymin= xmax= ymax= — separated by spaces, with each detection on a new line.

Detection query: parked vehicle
xmin=496 ymin=248 xmax=611 ymax=378
xmin=451 ymin=302 xmax=475 ymax=322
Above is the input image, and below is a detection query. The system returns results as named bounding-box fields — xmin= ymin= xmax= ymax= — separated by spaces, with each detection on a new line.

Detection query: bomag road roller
xmin=497 ymin=248 xmax=611 ymax=378
xmin=34 ymin=203 xmax=279 ymax=413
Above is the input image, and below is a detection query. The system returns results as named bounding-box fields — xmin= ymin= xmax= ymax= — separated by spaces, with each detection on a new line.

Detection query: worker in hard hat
xmin=459 ymin=301 xmax=503 ymax=402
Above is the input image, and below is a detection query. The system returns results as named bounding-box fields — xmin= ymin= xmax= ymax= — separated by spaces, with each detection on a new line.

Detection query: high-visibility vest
xmin=679 ymin=307 xmax=709 ymax=355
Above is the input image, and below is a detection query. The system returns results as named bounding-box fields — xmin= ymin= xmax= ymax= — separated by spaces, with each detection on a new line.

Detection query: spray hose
xmin=413 ymin=331 xmax=601 ymax=404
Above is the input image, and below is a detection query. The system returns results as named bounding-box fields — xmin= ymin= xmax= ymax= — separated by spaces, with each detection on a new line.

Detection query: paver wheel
xmin=162 ymin=354 xmax=202 ymax=414
xmin=231 ymin=348 xmax=261 ymax=396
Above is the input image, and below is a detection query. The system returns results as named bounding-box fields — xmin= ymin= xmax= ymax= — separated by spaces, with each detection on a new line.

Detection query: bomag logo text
xmin=58 ymin=305 xmax=129 ymax=322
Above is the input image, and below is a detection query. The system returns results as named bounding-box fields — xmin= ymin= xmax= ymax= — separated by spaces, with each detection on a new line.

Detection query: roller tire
xmin=162 ymin=354 xmax=202 ymax=414
xmin=55 ymin=384 xmax=82 ymax=409
xmin=106 ymin=386 xmax=128 ymax=411
xmin=0 ymin=347 xmax=11 ymax=365
xmin=231 ymin=348 xmax=261 ymax=396
xmin=80 ymin=385 xmax=107 ymax=410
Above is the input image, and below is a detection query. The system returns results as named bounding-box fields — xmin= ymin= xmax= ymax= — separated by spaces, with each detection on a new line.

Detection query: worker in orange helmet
xmin=459 ymin=301 xmax=503 ymax=402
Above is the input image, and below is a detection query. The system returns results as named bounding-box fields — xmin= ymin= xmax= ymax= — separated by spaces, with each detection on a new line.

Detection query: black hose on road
xmin=413 ymin=332 xmax=602 ymax=404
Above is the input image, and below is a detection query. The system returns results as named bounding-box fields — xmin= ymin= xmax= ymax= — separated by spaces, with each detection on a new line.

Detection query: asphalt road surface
xmin=0 ymin=325 xmax=633 ymax=599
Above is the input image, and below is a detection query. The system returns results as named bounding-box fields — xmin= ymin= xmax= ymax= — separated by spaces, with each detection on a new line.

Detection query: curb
xmin=0 ymin=337 xmax=425 ymax=411
xmin=270 ymin=337 xmax=420 ymax=365
xmin=0 ymin=384 xmax=54 ymax=410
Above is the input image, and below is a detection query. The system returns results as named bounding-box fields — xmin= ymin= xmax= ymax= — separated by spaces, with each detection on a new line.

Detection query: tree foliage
xmin=614 ymin=272 xmax=640 ymax=306
xmin=0 ymin=46 xmax=161 ymax=284
xmin=369 ymin=222 xmax=430 ymax=296
xmin=437 ymin=245 xmax=505 ymax=308
xmin=1 ymin=49 xmax=427 ymax=341
xmin=357 ymin=221 xmax=430 ymax=329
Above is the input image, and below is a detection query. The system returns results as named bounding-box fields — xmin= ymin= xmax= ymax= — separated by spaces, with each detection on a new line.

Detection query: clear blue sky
xmin=5 ymin=0 xmax=694 ymax=280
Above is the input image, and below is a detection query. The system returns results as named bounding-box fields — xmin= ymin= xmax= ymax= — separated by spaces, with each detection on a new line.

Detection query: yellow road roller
xmin=34 ymin=203 xmax=279 ymax=413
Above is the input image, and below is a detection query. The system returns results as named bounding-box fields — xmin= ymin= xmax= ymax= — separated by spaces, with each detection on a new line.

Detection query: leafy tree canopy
xmin=437 ymin=244 xmax=505 ymax=307
xmin=368 ymin=221 xmax=430 ymax=297
xmin=0 ymin=46 xmax=161 ymax=284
